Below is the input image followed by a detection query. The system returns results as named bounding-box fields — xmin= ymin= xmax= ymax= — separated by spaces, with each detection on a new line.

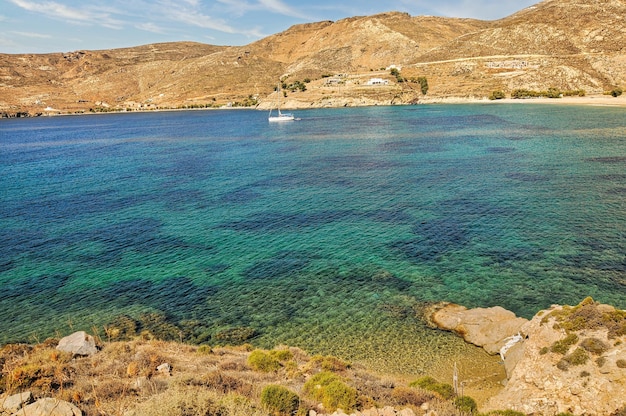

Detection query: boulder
xmin=430 ymin=303 xmax=528 ymax=355
xmin=485 ymin=300 xmax=626 ymax=415
xmin=156 ymin=363 xmax=171 ymax=376
xmin=3 ymin=391 xmax=32 ymax=413
xmin=11 ymin=398 xmax=81 ymax=416
xmin=56 ymin=331 xmax=97 ymax=356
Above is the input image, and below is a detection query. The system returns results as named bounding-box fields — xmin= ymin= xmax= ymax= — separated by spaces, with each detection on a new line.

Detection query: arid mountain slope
xmin=411 ymin=0 xmax=626 ymax=96
xmin=1 ymin=0 xmax=625 ymax=116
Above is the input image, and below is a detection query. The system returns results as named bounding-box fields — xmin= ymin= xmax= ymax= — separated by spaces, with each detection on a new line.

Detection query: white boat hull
xmin=268 ymin=113 xmax=295 ymax=122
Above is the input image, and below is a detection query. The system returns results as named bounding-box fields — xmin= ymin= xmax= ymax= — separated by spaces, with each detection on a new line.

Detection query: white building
xmin=366 ymin=78 xmax=389 ymax=86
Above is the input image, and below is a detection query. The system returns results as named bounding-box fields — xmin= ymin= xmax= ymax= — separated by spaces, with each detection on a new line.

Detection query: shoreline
xmin=2 ymin=94 xmax=625 ymax=119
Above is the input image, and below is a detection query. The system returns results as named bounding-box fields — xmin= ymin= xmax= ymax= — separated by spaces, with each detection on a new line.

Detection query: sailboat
xmin=268 ymin=84 xmax=295 ymax=122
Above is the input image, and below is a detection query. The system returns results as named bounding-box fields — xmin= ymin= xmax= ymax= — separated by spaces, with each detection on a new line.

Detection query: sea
xmin=1 ymin=104 xmax=625 ymax=377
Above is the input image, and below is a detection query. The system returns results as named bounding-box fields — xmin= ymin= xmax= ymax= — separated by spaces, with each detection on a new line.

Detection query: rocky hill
xmin=1 ymin=0 xmax=625 ymax=116
xmin=430 ymin=298 xmax=626 ymax=416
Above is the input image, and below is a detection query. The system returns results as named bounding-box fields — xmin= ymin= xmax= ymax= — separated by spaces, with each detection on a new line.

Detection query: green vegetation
xmin=260 ymin=385 xmax=300 ymax=416
xmin=303 ymin=371 xmax=357 ymax=412
xmin=479 ymin=411 xmax=526 ymax=416
xmin=605 ymin=87 xmax=623 ymax=97
xmin=409 ymin=376 xmax=455 ymax=400
xmin=308 ymin=355 xmax=350 ymax=372
xmin=557 ymin=347 xmax=590 ymax=371
xmin=550 ymin=333 xmax=579 ymax=355
xmin=214 ymin=327 xmax=256 ymax=344
xmin=455 ymin=395 xmax=478 ymax=414
xmin=580 ymin=338 xmax=609 ymax=355
xmin=511 ymin=88 xmax=584 ymax=99
xmin=232 ymin=95 xmax=259 ymax=107
xmin=282 ymin=80 xmax=307 ymax=92
xmin=489 ymin=90 xmax=506 ymax=100
xmin=542 ymin=297 xmax=626 ymax=339
xmin=417 ymin=77 xmax=429 ymax=95
xmin=247 ymin=350 xmax=282 ymax=372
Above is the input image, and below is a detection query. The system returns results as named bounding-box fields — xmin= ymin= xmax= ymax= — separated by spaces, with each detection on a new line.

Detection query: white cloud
xmin=7 ymin=0 xmax=124 ymax=28
xmin=257 ymin=0 xmax=310 ymax=19
xmin=215 ymin=0 xmax=310 ymax=20
xmin=167 ymin=8 xmax=236 ymax=33
xmin=11 ymin=30 xmax=52 ymax=38
xmin=136 ymin=22 xmax=165 ymax=34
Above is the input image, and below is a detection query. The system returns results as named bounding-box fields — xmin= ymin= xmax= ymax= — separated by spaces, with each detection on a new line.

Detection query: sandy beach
xmin=416 ymin=94 xmax=626 ymax=107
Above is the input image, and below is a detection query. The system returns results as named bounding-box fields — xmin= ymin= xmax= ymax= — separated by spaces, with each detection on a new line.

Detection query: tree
xmin=417 ymin=77 xmax=429 ymax=95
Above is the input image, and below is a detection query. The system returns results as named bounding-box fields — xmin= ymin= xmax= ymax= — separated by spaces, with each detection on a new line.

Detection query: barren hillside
xmin=1 ymin=0 xmax=625 ymax=116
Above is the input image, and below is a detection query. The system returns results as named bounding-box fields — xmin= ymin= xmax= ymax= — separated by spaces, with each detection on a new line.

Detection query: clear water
xmin=1 ymin=105 xmax=625 ymax=376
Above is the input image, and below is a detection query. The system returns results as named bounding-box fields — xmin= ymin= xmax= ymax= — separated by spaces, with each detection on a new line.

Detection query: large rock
xmin=485 ymin=299 xmax=626 ymax=415
xmin=430 ymin=303 xmax=528 ymax=355
xmin=11 ymin=398 xmax=81 ymax=416
xmin=56 ymin=331 xmax=97 ymax=356
xmin=3 ymin=391 xmax=32 ymax=413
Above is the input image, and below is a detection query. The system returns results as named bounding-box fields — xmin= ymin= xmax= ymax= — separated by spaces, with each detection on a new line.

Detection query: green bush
xmin=489 ymin=90 xmax=506 ymax=100
xmin=409 ymin=376 xmax=455 ymax=400
xmin=303 ymin=371 xmax=357 ymax=412
xmin=417 ymin=77 xmax=429 ymax=95
xmin=261 ymin=384 xmax=300 ymax=416
xmin=611 ymin=88 xmax=623 ymax=97
xmin=269 ymin=349 xmax=293 ymax=362
xmin=455 ymin=395 xmax=477 ymax=413
xmin=309 ymin=355 xmax=349 ymax=372
xmin=545 ymin=87 xmax=562 ymax=98
xmin=248 ymin=350 xmax=281 ymax=372
xmin=558 ymin=347 xmax=590 ymax=370
xmin=550 ymin=333 xmax=579 ymax=354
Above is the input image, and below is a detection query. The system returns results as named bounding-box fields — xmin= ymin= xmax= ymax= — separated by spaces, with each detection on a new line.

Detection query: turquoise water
xmin=1 ymin=105 xmax=625 ymax=374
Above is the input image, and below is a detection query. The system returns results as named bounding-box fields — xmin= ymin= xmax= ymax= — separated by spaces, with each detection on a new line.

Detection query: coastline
xmin=3 ymin=94 xmax=625 ymax=119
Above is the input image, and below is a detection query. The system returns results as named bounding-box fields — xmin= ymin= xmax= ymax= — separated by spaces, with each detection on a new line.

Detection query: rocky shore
xmin=430 ymin=298 xmax=626 ymax=415
xmin=1 ymin=298 xmax=624 ymax=416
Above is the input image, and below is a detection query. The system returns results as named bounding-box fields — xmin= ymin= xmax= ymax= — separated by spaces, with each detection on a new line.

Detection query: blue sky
xmin=1 ymin=0 xmax=538 ymax=54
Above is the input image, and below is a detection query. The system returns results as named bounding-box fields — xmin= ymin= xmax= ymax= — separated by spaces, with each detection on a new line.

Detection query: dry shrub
xmin=92 ymin=378 xmax=133 ymax=401
xmin=2 ymin=346 xmax=74 ymax=394
xmin=127 ymin=386 xmax=265 ymax=416
xmin=307 ymin=355 xmax=350 ymax=372
xmin=391 ymin=385 xmax=434 ymax=407
xmin=218 ymin=358 xmax=248 ymax=372
xmin=580 ymin=338 xmax=609 ymax=355
xmin=199 ymin=371 xmax=253 ymax=396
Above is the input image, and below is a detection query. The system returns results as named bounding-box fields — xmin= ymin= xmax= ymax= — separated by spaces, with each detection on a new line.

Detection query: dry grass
xmin=0 ymin=336 xmax=486 ymax=416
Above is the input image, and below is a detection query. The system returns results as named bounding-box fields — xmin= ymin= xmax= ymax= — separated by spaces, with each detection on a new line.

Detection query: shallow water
xmin=1 ymin=104 xmax=625 ymax=376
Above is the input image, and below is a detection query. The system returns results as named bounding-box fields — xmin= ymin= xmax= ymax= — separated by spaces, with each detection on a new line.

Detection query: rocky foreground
xmin=1 ymin=298 xmax=625 ymax=416
xmin=431 ymin=298 xmax=626 ymax=415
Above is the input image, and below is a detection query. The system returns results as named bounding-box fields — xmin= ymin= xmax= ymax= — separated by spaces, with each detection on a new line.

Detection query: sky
xmin=1 ymin=0 xmax=539 ymax=54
